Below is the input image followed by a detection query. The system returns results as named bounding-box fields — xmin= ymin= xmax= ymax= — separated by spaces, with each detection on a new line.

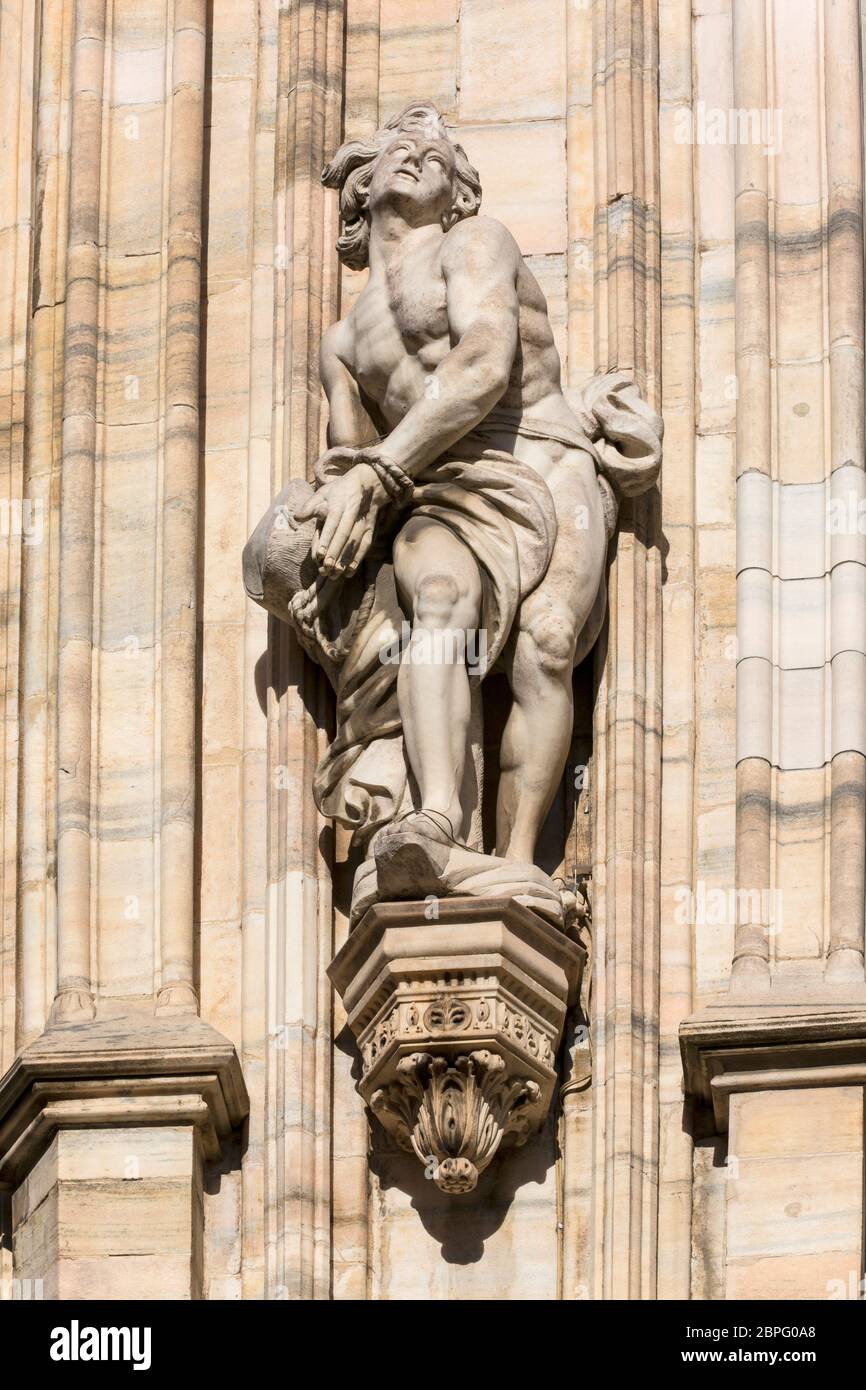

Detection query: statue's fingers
xmin=314 ymin=446 xmax=357 ymax=474
xmin=314 ymin=502 xmax=344 ymax=564
xmin=295 ymin=490 xmax=327 ymax=523
xmin=302 ymin=498 xmax=331 ymax=562
xmin=322 ymin=504 xmax=359 ymax=572
xmin=345 ymin=521 xmax=375 ymax=577
xmin=331 ymin=517 xmax=368 ymax=575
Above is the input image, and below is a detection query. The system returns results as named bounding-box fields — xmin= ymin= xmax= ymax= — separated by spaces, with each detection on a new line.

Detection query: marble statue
xmin=244 ymin=102 xmax=662 ymax=927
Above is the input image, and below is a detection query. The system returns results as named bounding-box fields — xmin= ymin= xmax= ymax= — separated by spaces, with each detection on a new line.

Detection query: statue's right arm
xmin=297 ymin=318 xmax=390 ymax=576
xmin=319 ymin=319 xmax=379 ymax=448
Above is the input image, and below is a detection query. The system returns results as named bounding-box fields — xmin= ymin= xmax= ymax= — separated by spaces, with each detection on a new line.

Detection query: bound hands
xmin=295 ymin=446 xmax=392 ymax=578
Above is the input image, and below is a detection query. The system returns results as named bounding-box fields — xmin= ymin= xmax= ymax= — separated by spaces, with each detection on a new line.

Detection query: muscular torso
xmin=322 ymin=214 xmax=607 ymax=656
xmin=341 ymin=221 xmax=589 ymax=480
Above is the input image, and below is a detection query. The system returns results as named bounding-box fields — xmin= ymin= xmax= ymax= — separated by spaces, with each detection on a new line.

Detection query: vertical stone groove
xmin=156 ymin=0 xmax=207 ymax=1015
xmin=590 ymin=0 xmax=663 ymax=1302
xmin=52 ymin=0 xmax=107 ymax=1024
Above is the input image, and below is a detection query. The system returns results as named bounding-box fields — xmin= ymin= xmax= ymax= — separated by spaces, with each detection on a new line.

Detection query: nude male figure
xmin=298 ymin=106 xmax=622 ymax=873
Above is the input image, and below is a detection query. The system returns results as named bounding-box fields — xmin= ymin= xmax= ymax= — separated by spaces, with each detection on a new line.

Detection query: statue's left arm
xmin=379 ymin=216 xmax=521 ymax=474
xmin=319 ymin=318 xmax=381 ymax=449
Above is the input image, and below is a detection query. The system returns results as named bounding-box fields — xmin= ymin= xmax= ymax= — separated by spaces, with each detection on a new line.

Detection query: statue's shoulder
xmin=442 ymin=214 xmax=522 ymax=265
xmin=320 ymin=312 xmax=354 ymax=366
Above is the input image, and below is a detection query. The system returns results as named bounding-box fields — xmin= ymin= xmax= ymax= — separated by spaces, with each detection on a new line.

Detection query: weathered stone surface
xmin=1 ymin=0 xmax=865 ymax=1306
xmin=329 ymin=897 xmax=582 ymax=1191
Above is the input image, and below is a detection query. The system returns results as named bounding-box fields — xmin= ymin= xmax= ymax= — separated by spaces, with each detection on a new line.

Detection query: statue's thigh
xmin=513 ymin=465 xmax=607 ymax=648
xmin=392 ymin=515 xmax=482 ymax=614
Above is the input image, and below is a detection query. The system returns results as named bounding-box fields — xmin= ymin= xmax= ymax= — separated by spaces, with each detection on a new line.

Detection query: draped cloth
xmin=308 ymin=372 xmax=662 ymax=844
xmin=312 ymin=437 xmax=557 ymax=841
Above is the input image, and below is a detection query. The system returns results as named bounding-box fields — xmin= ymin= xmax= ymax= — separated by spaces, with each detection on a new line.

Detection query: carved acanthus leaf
xmin=371 ymin=1049 xmax=541 ymax=1194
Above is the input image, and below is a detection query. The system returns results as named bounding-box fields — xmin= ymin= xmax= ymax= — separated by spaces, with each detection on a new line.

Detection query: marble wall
xmin=1 ymin=0 xmax=866 ymax=1301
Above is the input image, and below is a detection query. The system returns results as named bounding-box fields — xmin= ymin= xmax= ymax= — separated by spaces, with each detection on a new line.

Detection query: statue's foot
xmin=370 ymin=810 xmax=454 ymax=901
xmin=350 ymin=856 xmax=380 ymax=925
xmin=444 ymin=856 xmax=567 ymax=927
xmin=350 ymin=810 xmax=570 ymax=929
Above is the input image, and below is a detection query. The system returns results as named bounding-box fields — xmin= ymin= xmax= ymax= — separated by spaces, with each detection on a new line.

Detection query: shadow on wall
xmin=0 ymin=1190 xmax=10 ymax=1260
xmin=361 ymin=1062 xmax=559 ymax=1265
xmin=364 ymin=1106 xmax=556 ymax=1262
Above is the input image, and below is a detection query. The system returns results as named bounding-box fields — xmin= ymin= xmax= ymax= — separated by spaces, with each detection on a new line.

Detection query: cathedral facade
xmin=1 ymin=0 xmax=865 ymax=1302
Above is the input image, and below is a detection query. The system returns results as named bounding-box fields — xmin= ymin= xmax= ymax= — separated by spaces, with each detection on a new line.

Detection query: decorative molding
xmin=359 ymin=993 xmax=557 ymax=1079
xmin=329 ymin=897 xmax=583 ymax=1194
xmin=371 ymin=1050 xmax=543 ymax=1194
xmin=680 ymin=1001 xmax=866 ymax=1132
xmin=0 ymin=1015 xmax=249 ymax=1191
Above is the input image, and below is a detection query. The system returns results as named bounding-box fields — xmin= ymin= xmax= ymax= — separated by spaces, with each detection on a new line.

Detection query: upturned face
xmin=367 ymin=133 xmax=457 ymax=225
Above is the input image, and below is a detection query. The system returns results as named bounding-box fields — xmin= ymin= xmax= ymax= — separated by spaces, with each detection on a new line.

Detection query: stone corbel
xmin=328 ymin=897 xmax=584 ymax=1194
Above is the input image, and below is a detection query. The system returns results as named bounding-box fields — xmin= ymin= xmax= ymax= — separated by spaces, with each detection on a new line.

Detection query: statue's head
xmin=322 ymin=102 xmax=482 ymax=270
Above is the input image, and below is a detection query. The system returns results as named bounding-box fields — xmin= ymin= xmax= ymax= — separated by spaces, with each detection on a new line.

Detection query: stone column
xmin=730 ymin=0 xmax=774 ymax=989
xmin=732 ymin=0 xmax=866 ymax=990
xmin=590 ymin=0 xmax=664 ymax=1302
xmin=560 ymin=0 xmax=595 ymax=1303
xmin=330 ymin=0 xmax=380 ymax=1301
xmin=157 ymin=0 xmax=208 ymax=1017
xmin=656 ymin=0 xmax=697 ymax=1300
xmin=682 ymin=0 xmax=866 ymax=1300
xmin=1 ymin=0 xmax=248 ymax=1301
xmin=39 ymin=0 xmax=213 ymax=1021
xmin=824 ymin=0 xmax=866 ymax=979
xmin=52 ymin=0 xmax=106 ymax=1026
xmin=265 ymin=0 xmax=345 ymax=1301
xmin=0 ymin=1 xmax=42 ymax=1292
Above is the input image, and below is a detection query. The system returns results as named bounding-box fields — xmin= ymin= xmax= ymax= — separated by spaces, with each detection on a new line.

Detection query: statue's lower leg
xmin=397 ymin=619 xmax=472 ymax=839
xmin=371 ymin=624 xmax=476 ymax=898
xmin=495 ymin=670 xmax=574 ymax=862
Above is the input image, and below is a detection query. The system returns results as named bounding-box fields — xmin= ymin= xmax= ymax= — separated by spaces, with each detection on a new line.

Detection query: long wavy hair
xmin=321 ymin=102 xmax=482 ymax=271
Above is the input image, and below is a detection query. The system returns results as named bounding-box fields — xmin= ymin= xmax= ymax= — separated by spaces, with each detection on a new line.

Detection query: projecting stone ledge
xmin=681 ymin=996 xmax=866 ymax=1133
xmin=680 ymin=996 xmax=866 ymax=1300
xmin=0 ymin=1015 xmax=248 ymax=1300
xmin=328 ymin=896 xmax=584 ymax=1195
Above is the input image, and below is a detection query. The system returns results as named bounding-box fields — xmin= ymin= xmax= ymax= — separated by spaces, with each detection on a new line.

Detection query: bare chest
xmin=351 ymin=255 xmax=449 ymax=398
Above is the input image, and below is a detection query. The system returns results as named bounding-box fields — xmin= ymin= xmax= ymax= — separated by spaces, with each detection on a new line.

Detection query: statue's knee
xmin=525 ymin=608 xmax=577 ymax=675
xmin=414 ymin=570 xmax=476 ymax=628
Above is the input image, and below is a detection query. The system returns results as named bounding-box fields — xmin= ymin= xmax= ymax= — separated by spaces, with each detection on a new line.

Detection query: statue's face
xmin=367 ymin=132 xmax=457 ymax=224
